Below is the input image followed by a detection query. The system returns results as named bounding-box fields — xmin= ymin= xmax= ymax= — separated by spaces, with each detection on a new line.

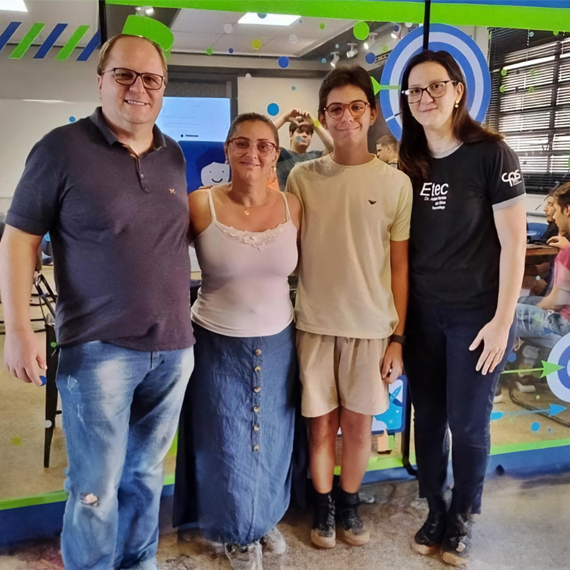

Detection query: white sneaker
xmin=225 ymin=541 xmax=263 ymax=570
xmin=261 ymin=526 xmax=287 ymax=554
xmin=516 ymin=376 xmax=537 ymax=393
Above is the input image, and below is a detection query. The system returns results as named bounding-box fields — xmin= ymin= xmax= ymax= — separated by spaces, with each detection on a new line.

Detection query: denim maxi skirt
xmin=174 ymin=322 xmax=297 ymax=545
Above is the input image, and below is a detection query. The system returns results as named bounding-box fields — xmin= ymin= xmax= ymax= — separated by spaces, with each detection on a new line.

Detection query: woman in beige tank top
xmin=174 ymin=113 xmax=302 ymax=570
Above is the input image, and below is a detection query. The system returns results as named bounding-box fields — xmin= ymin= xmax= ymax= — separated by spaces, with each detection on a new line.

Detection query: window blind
xmin=488 ymin=29 xmax=570 ymax=194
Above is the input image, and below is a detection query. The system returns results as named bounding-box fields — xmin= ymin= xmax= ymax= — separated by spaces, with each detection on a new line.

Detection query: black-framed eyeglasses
xmin=402 ymin=80 xmax=458 ymax=104
xmin=101 ymin=67 xmax=166 ymax=90
xmin=227 ymin=137 xmax=278 ymax=155
xmin=323 ymin=100 xmax=370 ymax=119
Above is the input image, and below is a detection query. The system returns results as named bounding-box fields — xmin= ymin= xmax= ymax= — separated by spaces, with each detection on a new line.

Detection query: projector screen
xmin=157 ymin=97 xmax=232 ymax=193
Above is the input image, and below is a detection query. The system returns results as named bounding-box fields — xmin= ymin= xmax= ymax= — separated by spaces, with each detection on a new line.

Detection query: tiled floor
xmin=2 ymin=473 xmax=570 ymax=570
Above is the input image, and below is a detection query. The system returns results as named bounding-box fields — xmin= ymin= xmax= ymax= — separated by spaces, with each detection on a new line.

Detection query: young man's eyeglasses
xmin=227 ymin=137 xmax=278 ymax=156
xmin=323 ymin=100 xmax=370 ymax=120
xmin=402 ymin=80 xmax=458 ymax=104
xmin=100 ymin=68 xmax=166 ymax=90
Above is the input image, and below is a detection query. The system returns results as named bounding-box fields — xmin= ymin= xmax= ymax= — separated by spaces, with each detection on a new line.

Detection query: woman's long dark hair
xmin=398 ymin=50 xmax=502 ymax=184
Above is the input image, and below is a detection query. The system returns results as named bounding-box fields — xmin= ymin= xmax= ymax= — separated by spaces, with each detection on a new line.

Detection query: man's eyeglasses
xmin=101 ymin=67 xmax=166 ymax=90
xmin=228 ymin=137 xmax=278 ymax=156
xmin=323 ymin=100 xmax=370 ymax=120
xmin=402 ymin=80 xmax=458 ymax=104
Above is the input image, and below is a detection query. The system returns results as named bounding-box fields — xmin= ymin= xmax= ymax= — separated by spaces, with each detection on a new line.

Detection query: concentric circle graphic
xmin=380 ymin=24 xmax=491 ymax=140
xmin=547 ymin=333 xmax=570 ymax=402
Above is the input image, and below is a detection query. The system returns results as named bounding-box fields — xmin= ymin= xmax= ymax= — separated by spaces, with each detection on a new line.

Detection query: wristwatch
xmin=390 ymin=334 xmax=406 ymax=346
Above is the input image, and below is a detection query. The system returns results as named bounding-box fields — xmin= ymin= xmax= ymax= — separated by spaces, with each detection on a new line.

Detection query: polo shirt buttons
xmin=254 ymin=349 xmax=262 ymax=356
xmin=254 ymin=424 xmax=260 ymax=432
xmin=253 ymin=445 xmax=260 ymax=452
xmin=254 ymin=366 xmax=262 ymax=373
xmin=253 ymin=386 xmax=261 ymax=393
xmin=253 ymin=406 xmax=260 ymax=413
xmin=140 ymin=174 xmax=145 ymax=178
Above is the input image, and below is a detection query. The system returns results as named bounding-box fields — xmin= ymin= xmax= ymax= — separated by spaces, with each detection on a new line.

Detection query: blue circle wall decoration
xmin=380 ymin=24 xmax=492 ymax=141
xmin=267 ymin=103 xmax=280 ymax=116
xmin=546 ymin=333 xmax=570 ymax=402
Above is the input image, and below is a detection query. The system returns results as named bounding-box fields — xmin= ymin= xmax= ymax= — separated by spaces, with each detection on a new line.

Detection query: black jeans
xmin=404 ymin=298 xmax=515 ymax=515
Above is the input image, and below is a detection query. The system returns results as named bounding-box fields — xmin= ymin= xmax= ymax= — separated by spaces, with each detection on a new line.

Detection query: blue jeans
xmin=515 ymin=297 xmax=570 ymax=349
xmin=404 ymin=299 xmax=514 ymax=515
xmin=56 ymin=341 xmax=194 ymax=570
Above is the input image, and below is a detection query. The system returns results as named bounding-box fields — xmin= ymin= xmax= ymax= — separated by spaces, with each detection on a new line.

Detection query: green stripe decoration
xmin=9 ymin=22 xmax=45 ymax=59
xmin=1 ymin=438 xmax=569 ymax=511
xmin=55 ymin=24 xmax=90 ymax=61
xmin=107 ymin=0 xmax=570 ymax=32
xmin=123 ymin=15 xmax=174 ymax=56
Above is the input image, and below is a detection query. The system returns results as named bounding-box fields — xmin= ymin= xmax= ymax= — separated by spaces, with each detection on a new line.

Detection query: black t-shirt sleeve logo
xmin=420 ymin=182 xmax=449 ymax=211
xmin=488 ymin=143 xmax=525 ymax=205
xmin=501 ymin=169 xmax=523 ymax=187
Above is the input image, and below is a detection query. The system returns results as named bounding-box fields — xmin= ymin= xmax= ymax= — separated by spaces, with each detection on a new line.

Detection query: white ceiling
xmin=0 ymin=0 xmax=98 ymax=49
xmin=171 ymin=9 xmax=358 ymax=58
xmin=0 ymin=3 xmax=359 ymax=58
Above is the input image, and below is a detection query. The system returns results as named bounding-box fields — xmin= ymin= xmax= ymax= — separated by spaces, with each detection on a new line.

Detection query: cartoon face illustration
xmin=201 ymin=162 xmax=230 ymax=186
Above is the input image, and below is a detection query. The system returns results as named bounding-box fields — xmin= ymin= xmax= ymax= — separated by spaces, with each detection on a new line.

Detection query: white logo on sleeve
xmin=501 ymin=169 xmax=522 ymax=187
xmin=420 ymin=182 xmax=449 ymax=211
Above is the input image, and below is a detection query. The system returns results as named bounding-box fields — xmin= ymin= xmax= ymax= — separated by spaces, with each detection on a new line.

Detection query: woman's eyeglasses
xmin=402 ymin=80 xmax=458 ymax=104
xmin=227 ymin=137 xmax=278 ymax=156
xmin=100 ymin=67 xmax=166 ymax=90
xmin=322 ymin=100 xmax=370 ymax=119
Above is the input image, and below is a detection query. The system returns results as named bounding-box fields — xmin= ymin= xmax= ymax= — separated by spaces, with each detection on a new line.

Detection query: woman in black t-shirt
xmin=398 ymin=50 xmax=527 ymax=566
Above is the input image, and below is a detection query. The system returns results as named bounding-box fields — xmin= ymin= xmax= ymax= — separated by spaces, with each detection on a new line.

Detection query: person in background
xmin=376 ymin=134 xmax=400 ymax=167
xmin=513 ymin=183 xmax=570 ymax=395
xmin=522 ymin=195 xmax=557 ymax=297
xmin=541 ymin=193 xmax=559 ymax=243
xmin=287 ymin=66 xmax=412 ymax=550
xmin=547 ymin=191 xmax=570 ymax=250
xmin=0 ymin=34 xmax=195 ymax=570
xmin=273 ymin=108 xmax=333 ymax=190
xmin=398 ymin=50 xmax=526 ymax=566
xmin=174 ymin=113 xmax=301 ymax=570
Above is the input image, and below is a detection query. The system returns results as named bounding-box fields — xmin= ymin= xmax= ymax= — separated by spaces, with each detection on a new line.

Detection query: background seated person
xmin=514 ymin=183 xmax=570 ymax=392
xmin=540 ymin=193 xmax=560 ymax=243
xmin=273 ymin=108 xmax=333 ymax=190
xmin=523 ymin=193 xmax=559 ymax=295
xmin=375 ymin=134 xmax=399 ymax=168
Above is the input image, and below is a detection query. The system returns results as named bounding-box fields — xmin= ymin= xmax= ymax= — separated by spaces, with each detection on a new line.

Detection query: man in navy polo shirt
xmin=0 ymin=34 xmax=194 ymax=570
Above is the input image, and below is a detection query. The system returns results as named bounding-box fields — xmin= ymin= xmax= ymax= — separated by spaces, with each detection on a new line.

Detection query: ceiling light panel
xmin=238 ymin=13 xmax=300 ymax=27
xmin=0 ymin=0 xmax=27 ymax=12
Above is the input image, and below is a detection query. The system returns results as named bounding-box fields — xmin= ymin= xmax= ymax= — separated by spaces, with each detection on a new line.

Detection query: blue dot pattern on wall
xmin=291 ymin=86 xmax=296 ymax=90
xmin=531 ymin=422 xmax=541 ymax=432
xmin=267 ymin=103 xmax=280 ymax=116
xmin=228 ymin=48 xmax=234 ymax=54
xmin=321 ymin=57 xmax=327 ymax=63
xmin=278 ymin=56 xmax=290 ymax=69
xmin=69 ymin=116 xmax=76 ymax=123
xmin=365 ymin=52 xmax=376 ymax=64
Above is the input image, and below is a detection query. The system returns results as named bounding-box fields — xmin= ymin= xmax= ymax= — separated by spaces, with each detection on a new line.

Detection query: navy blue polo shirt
xmin=7 ymin=107 xmax=194 ymax=351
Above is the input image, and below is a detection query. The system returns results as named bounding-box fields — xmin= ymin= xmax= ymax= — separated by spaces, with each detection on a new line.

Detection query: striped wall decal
xmin=0 ymin=21 xmax=21 ymax=53
xmin=33 ymin=22 xmax=67 ymax=59
xmin=55 ymin=24 xmax=90 ymax=60
xmin=77 ymin=29 xmax=101 ymax=61
xmin=0 ymin=22 xmax=100 ymax=61
xmin=9 ymin=22 xmax=45 ymax=59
